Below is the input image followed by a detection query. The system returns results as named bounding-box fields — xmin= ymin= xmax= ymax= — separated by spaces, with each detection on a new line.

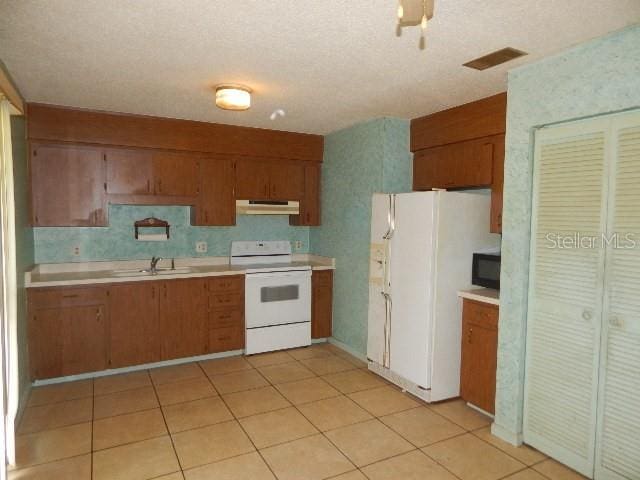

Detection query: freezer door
xmin=367 ymin=194 xmax=392 ymax=365
xmin=388 ymin=192 xmax=438 ymax=389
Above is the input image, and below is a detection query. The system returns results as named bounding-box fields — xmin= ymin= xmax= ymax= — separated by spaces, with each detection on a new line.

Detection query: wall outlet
xmin=72 ymin=245 xmax=81 ymax=257
xmin=195 ymin=241 xmax=208 ymax=253
xmin=294 ymin=240 xmax=303 ymax=250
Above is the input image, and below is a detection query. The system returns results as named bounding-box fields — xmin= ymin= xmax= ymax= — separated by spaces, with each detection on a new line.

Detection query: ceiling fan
xmin=396 ymin=0 xmax=435 ymax=49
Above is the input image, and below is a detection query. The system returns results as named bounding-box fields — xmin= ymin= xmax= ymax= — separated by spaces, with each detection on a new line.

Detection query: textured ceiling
xmin=1 ymin=1 xmax=639 ymax=134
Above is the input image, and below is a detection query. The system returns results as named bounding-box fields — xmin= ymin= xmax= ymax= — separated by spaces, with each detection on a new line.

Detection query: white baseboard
xmin=32 ymin=349 xmax=244 ymax=386
xmin=327 ymin=337 xmax=367 ymax=361
xmin=491 ymin=422 xmax=524 ymax=446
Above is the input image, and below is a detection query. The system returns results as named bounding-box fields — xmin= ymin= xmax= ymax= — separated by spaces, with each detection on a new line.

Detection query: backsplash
xmin=33 ymin=204 xmax=310 ymax=263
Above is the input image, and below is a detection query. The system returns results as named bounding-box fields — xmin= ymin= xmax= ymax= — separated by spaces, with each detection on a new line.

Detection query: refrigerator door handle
xmin=383 ymin=194 xmax=396 ymax=240
xmin=381 ymin=292 xmax=392 ymax=369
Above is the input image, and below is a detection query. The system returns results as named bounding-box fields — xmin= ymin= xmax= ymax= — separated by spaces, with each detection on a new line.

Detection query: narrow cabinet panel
xmin=30 ymin=144 xmax=106 ymax=226
xmin=291 ymin=163 xmax=321 ymax=226
xmin=490 ymin=134 xmax=505 ymax=233
xmin=311 ymin=270 xmax=333 ymax=338
xmin=105 ymin=148 xmax=154 ymax=195
xmin=460 ymin=299 xmax=498 ymax=414
xmin=159 ymin=278 xmax=209 ymax=360
xmin=194 ymin=156 xmax=235 ymax=226
xmin=207 ymin=275 xmax=245 ymax=353
xmin=109 ymin=282 xmax=160 ymax=368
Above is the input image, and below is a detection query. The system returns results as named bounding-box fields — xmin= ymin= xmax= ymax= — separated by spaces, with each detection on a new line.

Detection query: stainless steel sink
xmin=111 ymin=267 xmax=193 ymax=278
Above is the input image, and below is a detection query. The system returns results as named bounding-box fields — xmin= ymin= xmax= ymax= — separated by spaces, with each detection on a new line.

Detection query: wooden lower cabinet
xmin=159 ymin=278 xmax=209 ymax=360
xmin=108 ymin=282 xmax=160 ymax=368
xmin=28 ymin=286 xmax=108 ymax=379
xmin=27 ymin=275 xmax=247 ymax=380
xmin=460 ymin=299 xmax=499 ymax=414
xmin=207 ymin=275 xmax=245 ymax=353
xmin=311 ymin=270 xmax=333 ymax=339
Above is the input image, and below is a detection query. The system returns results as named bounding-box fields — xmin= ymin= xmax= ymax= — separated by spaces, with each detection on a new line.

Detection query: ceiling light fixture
xmin=396 ymin=0 xmax=434 ymax=50
xmin=215 ymin=84 xmax=252 ymax=111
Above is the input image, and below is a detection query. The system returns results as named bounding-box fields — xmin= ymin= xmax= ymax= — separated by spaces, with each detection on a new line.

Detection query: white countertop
xmin=457 ymin=288 xmax=500 ymax=306
xmin=26 ymin=254 xmax=335 ymax=288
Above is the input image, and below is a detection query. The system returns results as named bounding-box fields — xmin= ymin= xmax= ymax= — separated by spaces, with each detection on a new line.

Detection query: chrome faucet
xmin=150 ymin=256 xmax=163 ymax=274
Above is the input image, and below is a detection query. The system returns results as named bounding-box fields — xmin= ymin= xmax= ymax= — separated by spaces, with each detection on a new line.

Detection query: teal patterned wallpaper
xmin=34 ymin=205 xmax=309 ymax=263
xmin=495 ymin=24 xmax=640 ymax=444
xmin=310 ymin=118 xmax=411 ymax=355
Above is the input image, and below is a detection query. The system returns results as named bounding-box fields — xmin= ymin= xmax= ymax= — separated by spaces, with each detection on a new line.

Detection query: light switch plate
xmin=195 ymin=241 xmax=208 ymax=253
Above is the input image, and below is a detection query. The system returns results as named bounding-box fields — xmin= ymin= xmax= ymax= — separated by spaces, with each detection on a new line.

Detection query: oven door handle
xmin=245 ymin=271 xmax=311 ymax=280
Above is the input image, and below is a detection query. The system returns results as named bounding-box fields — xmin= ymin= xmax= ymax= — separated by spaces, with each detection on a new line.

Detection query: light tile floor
xmin=10 ymin=343 xmax=588 ymax=480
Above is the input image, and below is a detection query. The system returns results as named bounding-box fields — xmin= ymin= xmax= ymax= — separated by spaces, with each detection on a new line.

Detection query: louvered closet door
xmin=595 ymin=113 xmax=640 ymax=480
xmin=524 ymin=119 xmax=610 ymax=477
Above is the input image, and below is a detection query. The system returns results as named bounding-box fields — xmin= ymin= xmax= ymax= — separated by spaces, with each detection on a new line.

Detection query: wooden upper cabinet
xmin=413 ymin=136 xmax=494 ymax=190
xmin=152 ymin=152 xmax=199 ymax=197
xmin=105 ymin=149 xmax=153 ymax=195
xmin=106 ymin=149 xmax=199 ymax=197
xmin=235 ymin=158 xmax=305 ymax=201
xmin=270 ymin=162 xmax=305 ymax=200
xmin=235 ymin=159 xmax=271 ymax=199
xmin=291 ymin=163 xmax=321 ymax=226
xmin=108 ymin=282 xmax=160 ymax=368
xmin=490 ymin=135 xmax=505 ymax=233
xmin=159 ymin=278 xmax=209 ymax=360
xmin=30 ymin=144 xmax=107 ymax=226
xmin=411 ymin=93 xmax=507 ymax=151
xmin=194 ymin=157 xmax=235 ymax=226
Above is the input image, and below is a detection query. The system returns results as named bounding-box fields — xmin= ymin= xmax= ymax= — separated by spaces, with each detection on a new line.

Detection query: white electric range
xmin=231 ymin=241 xmax=312 ymax=355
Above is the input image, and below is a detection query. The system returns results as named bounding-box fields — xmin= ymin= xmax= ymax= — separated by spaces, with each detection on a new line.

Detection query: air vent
xmin=463 ymin=47 xmax=527 ymax=71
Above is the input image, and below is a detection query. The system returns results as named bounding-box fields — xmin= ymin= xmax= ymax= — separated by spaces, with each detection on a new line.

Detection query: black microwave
xmin=472 ymin=253 xmax=501 ymax=290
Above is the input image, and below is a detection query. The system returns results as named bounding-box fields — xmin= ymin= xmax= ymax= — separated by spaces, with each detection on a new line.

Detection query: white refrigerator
xmin=367 ymin=191 xmax=500 ymax=402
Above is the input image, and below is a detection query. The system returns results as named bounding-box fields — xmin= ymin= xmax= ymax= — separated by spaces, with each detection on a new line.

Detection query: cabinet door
xmin=153 ymin=152 xmax=199 ymax=197
xmin=30 ymin=144 xmax=106 ymax=226
xmin=460 ymin=300 xmax=498 ymax=414
xmin=490 ymin=135 xmax=505 ymax=233
xmin=235 ymin=159 xmax=270 ymax=199
xmin=29 ymin=304 xmax=107 ymax=379
xmin=458 ymin=138 xmax=494 ymax=187
xmin=311 ymin=271 xmax=333 ymax=338
xmin=269 ymin=162 xmax=305 ymax=200
xmin=159 ymin=279 xmax=208 ymax=360
xmin=194 ymin=157 xmax=235 ymax=226
xmin=413 ymin=147 xmax=453 ymax=190
xmin=291 ymin=163 xmax=321 ymax=226
xmin=109 ymin=282 xmax=160 ymax=368
xmin=106 ymin=149 xmax=154 ymax=195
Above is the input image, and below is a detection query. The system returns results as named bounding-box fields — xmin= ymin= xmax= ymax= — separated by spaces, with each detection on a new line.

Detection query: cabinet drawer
xmin=29 ymin=287 xmax=108 ymax=309
xmin=209 ymin=309 xmax=243 ymax=329
xmin=210 ymin=293 xmax=243 ymax=309
xmin=208 ymin=275 xmax=244 ymax=293
xmin=462 ymin=299 xmax=498 ymax=330
xmin=209 ymin=327 xmax=244 ymax=353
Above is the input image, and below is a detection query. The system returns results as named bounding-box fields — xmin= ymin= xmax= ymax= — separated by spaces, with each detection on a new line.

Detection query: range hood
xmin=236 ymin=200 xmax=300 ymax=215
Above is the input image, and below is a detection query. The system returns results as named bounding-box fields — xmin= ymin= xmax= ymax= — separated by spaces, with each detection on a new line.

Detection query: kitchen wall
xmin=310 ymin=118 xmax=411 ymax=355
xmin=496 ymin=24 xmax=640 ymax=444
xmin=11 ymin=116 xmax=34 ymax=408
xmin=34 ymin=207 xmax=309 ymax=263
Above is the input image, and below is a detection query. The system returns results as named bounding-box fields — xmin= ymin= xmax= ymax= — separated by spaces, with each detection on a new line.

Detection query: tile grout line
xmin=147 ymin=369 xmax=185 ymax=477
xmin=198 ymin=360 xmax=283 ymax=480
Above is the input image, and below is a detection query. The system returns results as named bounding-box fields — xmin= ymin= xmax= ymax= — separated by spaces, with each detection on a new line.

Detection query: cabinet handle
xmin=151 ymin=286 xmax=155 ymax=299
xmin=468 ymin=328 xmax=473 ymax=344
xmin=306 ymin=212 xmax=311 ymax=223
xmin=146 ymin=179 xmax=151 ymax=193
xmin=96 ymin=308 xmax=102 ymax=319
xmin=62 ymin=294 xmax=79 ymax=298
